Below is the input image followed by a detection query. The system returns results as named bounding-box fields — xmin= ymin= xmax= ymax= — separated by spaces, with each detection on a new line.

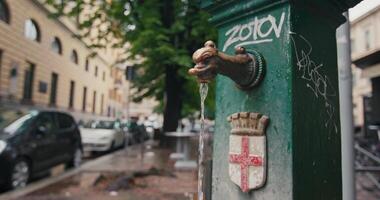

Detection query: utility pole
xmin=337 ymin=12 xmax=356 ymax=200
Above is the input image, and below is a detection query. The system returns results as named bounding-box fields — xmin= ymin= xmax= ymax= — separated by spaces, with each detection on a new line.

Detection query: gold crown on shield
xmin=227 ymin=112 xmax=269 ymax=136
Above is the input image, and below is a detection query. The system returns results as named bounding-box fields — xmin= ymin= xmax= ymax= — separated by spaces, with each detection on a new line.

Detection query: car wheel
xmin=66 ymin=147 xmax=82 ymax=169
xmin=109 ymin=141 xmax=115 ymax=151
xmin=121 ymin=137 xmax=126 ymax=148
xmin=10 ymin=159 xmax=30 ymax=190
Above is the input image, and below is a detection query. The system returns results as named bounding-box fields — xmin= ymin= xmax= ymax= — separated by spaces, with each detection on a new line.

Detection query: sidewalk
xmin=356 ymin=173 xmax=380 ymax=200
xmin=3 ymin=143 xmax=198 ymax=200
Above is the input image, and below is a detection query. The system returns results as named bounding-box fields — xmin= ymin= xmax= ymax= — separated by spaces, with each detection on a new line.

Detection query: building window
xmin=49 ymin=73 xmax=58 ymax=106
xmin=22 ymin=62 xmax=35 ymax=102
xmin=70 ymin=50 xmax=78 ymax=64
xmin=100 ymin=94 xmax=104 ymax=115
xmin=82 ymin=86 xmax=87 ymax=112
xmin=85 ymin=58 xmax=89 ymax=71
xmin=38 ymin=81 xmax=47 ymax=93
xmin=92 ymin=91 xmax=97 ymax=113
xmin=95 ymin=66 xmax=98 ymax=77
xmin=24 ymin=19 xmax=40 ymax=42
xmin=51 ymin=37 xmax=62 ymax=55
xmin=365 ymin=29 xmax=371 ymax=50
xmin=69 ymin=81 xmax=75 ymax=108
xmin=0 ymin=0 xmax=10 ymax=23
xmin=8 ymin=61 xmax=18 ymax=98
xmin=0 ymin=50 xmax=2 ymax=92
xmin=102 ymin=71 xmax=106 ymax=81
xmin=0 ymin=49 xmax=2 ymax=70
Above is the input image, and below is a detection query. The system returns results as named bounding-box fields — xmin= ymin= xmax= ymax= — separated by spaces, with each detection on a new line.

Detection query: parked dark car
xmin=0 ymin=109 xmax=82 ymax=191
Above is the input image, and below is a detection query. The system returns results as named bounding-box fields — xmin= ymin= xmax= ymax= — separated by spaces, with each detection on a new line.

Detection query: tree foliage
xmin=45 ymin=0 xmax=217 ymax=130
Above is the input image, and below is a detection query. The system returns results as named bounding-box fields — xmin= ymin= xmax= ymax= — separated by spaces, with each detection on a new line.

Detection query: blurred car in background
xmin=143 ymin=117 xmax=161 ymax=140
xmin=80 ymin=120 xmax=126 ymax=153
xmin=0 ymin=108 xmax=82 ymax=191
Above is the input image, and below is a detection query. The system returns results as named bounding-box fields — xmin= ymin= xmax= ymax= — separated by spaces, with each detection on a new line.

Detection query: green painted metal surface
xmin=212 ymin=3 xmax=293 ymax=199
xmin=290 ymin=4 xmax=342 ymax=200
xmin=203 ymin=0 xmax=361 ymax=199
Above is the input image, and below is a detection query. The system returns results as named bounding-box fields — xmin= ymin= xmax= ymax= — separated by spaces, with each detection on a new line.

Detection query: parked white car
xmin=80 ymin=120 xmax=125 ymax=152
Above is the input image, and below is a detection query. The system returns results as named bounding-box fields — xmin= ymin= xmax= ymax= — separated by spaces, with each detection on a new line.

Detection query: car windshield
xmin=3 ymin=114 xmax=34 ymax=134
xmin=0 ymin=108 xmax=28 ymax=129
xmin=86 ymin=121 xmax=116 ymax=130
xmin=0 ymin=109 xmax=36 ymax=135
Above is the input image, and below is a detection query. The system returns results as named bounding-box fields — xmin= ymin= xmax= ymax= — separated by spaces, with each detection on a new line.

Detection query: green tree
xmin=46 ymin=0 xmax=217 ymax=131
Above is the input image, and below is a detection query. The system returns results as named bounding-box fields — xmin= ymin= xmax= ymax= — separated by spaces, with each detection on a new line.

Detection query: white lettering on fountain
xmin=223 ymin=12 xmax=286 ymax=51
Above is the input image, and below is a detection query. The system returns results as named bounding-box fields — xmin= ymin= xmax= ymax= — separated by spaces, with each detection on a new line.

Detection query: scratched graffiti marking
xmin=290 ymin=33 xmax=338 ymax=133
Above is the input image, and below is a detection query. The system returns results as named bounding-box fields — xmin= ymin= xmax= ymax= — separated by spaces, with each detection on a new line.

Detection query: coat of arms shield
xmin=227 ymin=112 xmax=269 ymax=192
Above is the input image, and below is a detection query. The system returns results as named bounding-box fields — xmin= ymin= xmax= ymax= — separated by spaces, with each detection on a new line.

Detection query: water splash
xmin=198 ymin=83 xmax=208 ymax=200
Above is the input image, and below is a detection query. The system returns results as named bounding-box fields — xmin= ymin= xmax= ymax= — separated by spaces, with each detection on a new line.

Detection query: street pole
xmin=337 ymin=12 xmax=356 ymax=200
xmin=124 ymin=66 xmax=133 ymax=154
xmin=124 ymin=81 xmax=131 ymax=154
xmin=126 ymin=81 xmax=131 ymax=121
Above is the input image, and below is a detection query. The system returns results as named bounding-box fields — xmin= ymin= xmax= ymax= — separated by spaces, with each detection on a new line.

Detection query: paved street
xmin=1 ymin=141 xmax=380 ymax=200
xmin=0 ymin=143 xmax=197 ymax=200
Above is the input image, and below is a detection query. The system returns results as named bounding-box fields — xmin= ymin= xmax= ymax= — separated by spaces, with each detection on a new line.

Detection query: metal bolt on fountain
xmin=189 ymin=40 xmax=266 ymax=199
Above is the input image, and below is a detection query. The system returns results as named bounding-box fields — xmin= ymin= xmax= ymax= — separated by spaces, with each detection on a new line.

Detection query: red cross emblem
xmin=229 ymin=136 xmax=263 ymax=192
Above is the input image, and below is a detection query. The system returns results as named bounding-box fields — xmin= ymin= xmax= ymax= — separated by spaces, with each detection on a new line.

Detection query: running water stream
xmin=198 ymin=82 xmax=208 ymax=200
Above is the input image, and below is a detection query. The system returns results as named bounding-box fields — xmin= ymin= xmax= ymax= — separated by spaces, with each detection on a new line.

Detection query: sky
xmin=349 ymin=0 xmax=380 ymax=21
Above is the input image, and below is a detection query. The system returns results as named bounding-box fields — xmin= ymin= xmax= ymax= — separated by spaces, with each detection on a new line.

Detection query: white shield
xmin=229 ymin=134 xmax=266 ymax=192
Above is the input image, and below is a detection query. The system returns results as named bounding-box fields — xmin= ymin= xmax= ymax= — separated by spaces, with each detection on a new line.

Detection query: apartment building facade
xmin=0 ymin=0 xmax=155 ymax=120
xmin=351 ymin=5 xmax=380 ymax=134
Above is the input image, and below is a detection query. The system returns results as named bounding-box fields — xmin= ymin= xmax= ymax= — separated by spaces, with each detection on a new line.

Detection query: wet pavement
xmin=3 ymin=143 xmax=198 ymax=200
xmin=356 ymin=172 xmax=380 ymax=200
xmin=5 ymin=140 xmax=378 ymax=200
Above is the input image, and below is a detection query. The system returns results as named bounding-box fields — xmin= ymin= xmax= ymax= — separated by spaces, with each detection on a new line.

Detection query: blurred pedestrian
xmin=129 ymin=116 xmax=148 ymax=144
